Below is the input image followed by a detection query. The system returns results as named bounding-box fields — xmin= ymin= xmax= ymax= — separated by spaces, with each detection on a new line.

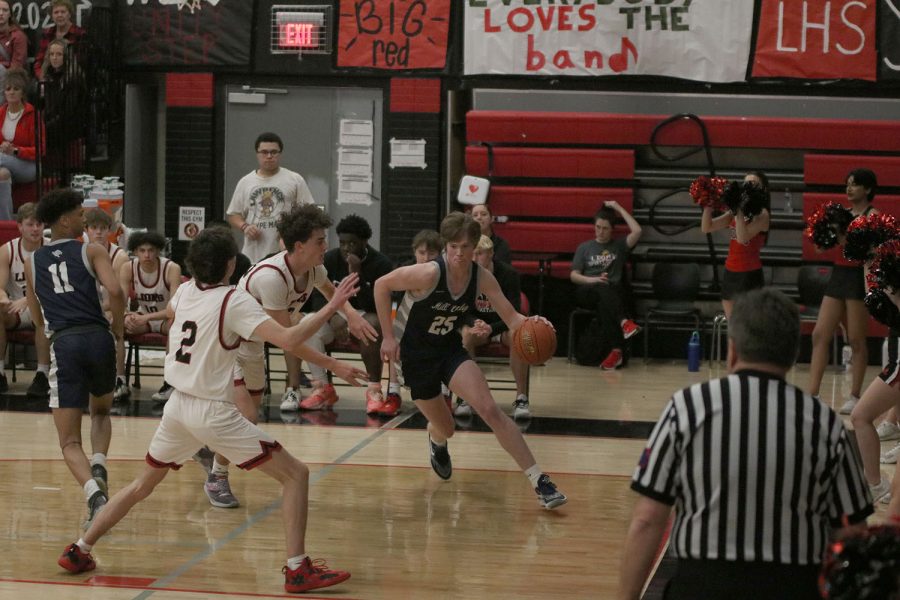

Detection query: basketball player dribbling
xmin=374 ymin=211 xmax=567 ymax=509
xmin=58 ymin=228 xmax=355 ymax=594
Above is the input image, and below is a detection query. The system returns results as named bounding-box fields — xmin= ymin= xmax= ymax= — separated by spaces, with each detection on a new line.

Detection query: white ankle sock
xmin=212 ymin=458 xmax=228 ymax=476
xmin=524 ymin=464 xmax=542 ymax=487
xmin=287 ymin=554 xmax=309 ymax=570
xmin=91 ymin=453 xmax=106 ymax=468
xmin=83 ymin=478 xmax=100 ymax=500
xmin=388 ymin=382 xmax=400 ymax=394
xmin=76 ymin=538 xmax=92 ymax=553
xmin=37 ymin=364 xmax=49 ymax=375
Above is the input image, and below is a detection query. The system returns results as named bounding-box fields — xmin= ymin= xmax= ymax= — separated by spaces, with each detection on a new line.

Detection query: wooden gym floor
xmin=0 ymin=353 xmax=894 ymax=599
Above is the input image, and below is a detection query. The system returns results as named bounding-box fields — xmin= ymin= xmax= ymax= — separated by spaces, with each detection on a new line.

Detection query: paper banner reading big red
xmin=752 ymin=0 xmax=876 ymax=81
xmin=463 ymin=0 xmax=754 ymax=82
xmin=881 ymin=1 xmax=900 ymax=81
xmin=337 ymin=0 xmax=451 ymax=70
xmin=120 ymin=0 xmax=252 ymax=66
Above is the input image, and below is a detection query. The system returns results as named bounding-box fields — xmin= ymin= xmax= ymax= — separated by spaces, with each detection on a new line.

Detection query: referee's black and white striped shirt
xmin=631 ymin=369 xmax=873 ymax=566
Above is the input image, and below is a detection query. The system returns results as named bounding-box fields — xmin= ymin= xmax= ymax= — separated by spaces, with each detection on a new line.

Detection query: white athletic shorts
xmin=235 ymin=340 xmax=266 ymax=394
xmin=146 ymin=390 xmax=280 ymax=470
xmin=11 ymin=307 xmax=32 ymax=329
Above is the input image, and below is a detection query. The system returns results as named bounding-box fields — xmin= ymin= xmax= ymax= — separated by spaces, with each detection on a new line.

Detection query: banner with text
xmin=337 ymin=0 xmax=451 ymax=70
xmin=881 ymin=0 xmax=900 ymax=81
xmin=752 ymin=0 xmax=876 ymax=81
xmin=463 ymin=0 xmax=754 ymax=82
xmin=12 ymin=1 xmax=91 ymax=31
xmin=120 ymin=0 xmax=253 ymax=66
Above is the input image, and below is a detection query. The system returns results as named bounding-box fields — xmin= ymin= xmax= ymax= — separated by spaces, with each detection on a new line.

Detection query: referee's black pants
xmin=664 ymin=559 xmax=821 ymax=600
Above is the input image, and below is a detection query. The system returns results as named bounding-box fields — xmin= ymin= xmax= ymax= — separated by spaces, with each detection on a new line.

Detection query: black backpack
xmin=574 ymin=317 xmax=612 ymax=366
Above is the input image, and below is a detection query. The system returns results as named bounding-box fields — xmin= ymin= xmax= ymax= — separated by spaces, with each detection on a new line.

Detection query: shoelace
xmin=283 ymin=559 xmax=332 ymax=576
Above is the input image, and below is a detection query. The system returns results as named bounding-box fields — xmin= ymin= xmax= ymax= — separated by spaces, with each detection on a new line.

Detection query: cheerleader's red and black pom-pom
xmin=843 ymin=213 xmax=899 ymax=262
xmin=819 ymin=522 xmax=900 ymax=600
xmin=689 ymin=175 xmax=728 ymax=210
xmin=804 ymin=202 xmax=853 ymax=250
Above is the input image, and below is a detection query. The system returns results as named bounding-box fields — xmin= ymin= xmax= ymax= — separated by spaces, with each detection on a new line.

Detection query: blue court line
xmin=130 ymin=411 xmax=414 ymax=600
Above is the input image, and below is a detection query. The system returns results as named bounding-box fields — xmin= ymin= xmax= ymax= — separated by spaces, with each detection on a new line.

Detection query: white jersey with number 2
xmin=165 ymin=281 xmax=269 ymax=402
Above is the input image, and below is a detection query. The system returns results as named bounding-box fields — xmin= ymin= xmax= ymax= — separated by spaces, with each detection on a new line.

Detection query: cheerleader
xmin=809 ymin=169 xmax=878 ymax=414
xmin=700 ymin=171 xmax=770 ymax=319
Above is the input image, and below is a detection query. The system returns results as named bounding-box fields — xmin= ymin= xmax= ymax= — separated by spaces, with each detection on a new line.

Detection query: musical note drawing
xmin=608 ymin=37 xmax=637 ymax=73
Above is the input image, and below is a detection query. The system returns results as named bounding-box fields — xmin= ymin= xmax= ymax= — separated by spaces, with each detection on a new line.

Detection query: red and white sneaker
xmin=621 ymin=319 xmax=641 ymax=340
xmin=322 ymin=384 xmax=339 ymax=407
xmin=58 ymin=543 xmax=96 ymax=573
xmin=283 ymin=557 xmax=350 ymax=593
xmin=378 ymin=392 xmax=401 ymax=417
xmin=299 ymin=385 xmax=340 ymax=410
xmin=365 ymin=388 xmax=385 ymax=414
xmin=600 ymin=348 xmax=623 ymax=370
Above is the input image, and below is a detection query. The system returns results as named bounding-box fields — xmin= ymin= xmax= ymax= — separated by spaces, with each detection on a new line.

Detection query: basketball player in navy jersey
xmin=374 ymin=212 xmax=567 ymax=509
xmin=58 ymin=227 xmax=354 ymax=594
xmin=25 ymin=188 xmax=125 ymax=528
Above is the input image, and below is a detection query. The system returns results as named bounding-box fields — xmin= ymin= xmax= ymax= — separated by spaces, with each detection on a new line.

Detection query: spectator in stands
xmin=34 ymin=0 xmax=86 ymax=81
xmin=809 ymin=168 xmax=878 ymax=415
xmin=700 ymin=171 xmax=771 ymax=319
xmin=570 ymin=201 xmax=642 ymax=370
xmin=471 ymin=203 xmax=511 ymax=265
xmin=0 ymin=202 xmax=51 ymax=397
xmin=40 ymin=38 xmax=87 ymax=171
xmin=226 ymin=132 xmax=314 ymax=264
xmin=454 ymin=235 xmax=530 ymax=420
xmin=0 ymin=0 xmax=27 ymax=88
xmin=0 ymin=69 xmax=41 ymax=221
xmin=303 ymin=214 xmax=393 ymax=414
xmin=620 ymin=288 xmax=873 ymax=600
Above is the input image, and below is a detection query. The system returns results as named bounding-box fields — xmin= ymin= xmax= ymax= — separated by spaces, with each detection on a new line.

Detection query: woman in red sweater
xmin=0 ymin=68 xmax=42 ymax=220
xmin=701 ymin=171 xmax=771 ymax=319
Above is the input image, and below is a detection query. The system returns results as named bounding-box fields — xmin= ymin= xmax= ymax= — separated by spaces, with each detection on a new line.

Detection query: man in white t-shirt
xmin=58 ymin=227 xmax=355 ymax=594
xmin=226 ymin=132 xmax=314 ymax=264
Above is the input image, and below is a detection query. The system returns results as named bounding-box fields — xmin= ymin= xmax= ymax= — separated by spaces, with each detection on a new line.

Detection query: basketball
xmin=513 ymin=318 xmax=557 ymax=365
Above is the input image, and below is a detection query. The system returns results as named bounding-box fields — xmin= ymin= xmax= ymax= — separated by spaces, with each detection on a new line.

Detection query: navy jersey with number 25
xmin=394 ymin=256 xmax=479 ymax=361
xmin=32 ymin=239 xmax=108 ymax=335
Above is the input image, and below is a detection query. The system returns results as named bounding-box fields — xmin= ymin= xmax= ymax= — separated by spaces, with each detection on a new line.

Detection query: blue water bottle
xmin=687 ymin=331 xmax=701 ymax=372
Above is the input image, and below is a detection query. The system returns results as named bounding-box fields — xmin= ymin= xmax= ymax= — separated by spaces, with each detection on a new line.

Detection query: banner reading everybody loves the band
xmin=463 ymin=0 xmax=895 ymax=84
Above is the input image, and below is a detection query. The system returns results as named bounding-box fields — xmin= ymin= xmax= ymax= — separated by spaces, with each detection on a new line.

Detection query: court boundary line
xmin=125 ymin=411 xmax=416 ymax=600
xmin=0 ymin=576 xmax=365 ymax=599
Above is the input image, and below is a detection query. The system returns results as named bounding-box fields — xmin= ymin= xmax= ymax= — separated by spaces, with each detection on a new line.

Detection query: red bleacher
xmin=468 ymin=111 xmax=900 ymax=152
xmin=465 ymin=146 xmax=634 ymax=179
xmin=804 ymin=155 xmax=900 ymax=186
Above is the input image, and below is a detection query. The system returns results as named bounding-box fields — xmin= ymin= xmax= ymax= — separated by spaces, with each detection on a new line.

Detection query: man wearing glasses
xmin=227 ymin=132 xmax=315 ymax=264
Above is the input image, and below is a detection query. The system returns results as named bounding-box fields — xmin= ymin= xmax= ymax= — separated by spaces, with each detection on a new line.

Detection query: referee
xmin=618 ymin=288 xmax=873 ymax=600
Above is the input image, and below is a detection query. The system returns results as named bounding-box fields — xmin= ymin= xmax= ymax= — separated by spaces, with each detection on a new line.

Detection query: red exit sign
xmin=279 ymin=21 xmax=317 ymax=49
xmin=271 ymin=8 xmax=327 ymax=54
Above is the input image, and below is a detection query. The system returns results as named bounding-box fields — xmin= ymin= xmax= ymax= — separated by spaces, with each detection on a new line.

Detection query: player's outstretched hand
xmin=348 ymin=314 xmax=378 ymax=345
xmin=332 ymin=360 xmax=368 ymax=387
xmin=329 ymin=273 xmax=360 ymax=310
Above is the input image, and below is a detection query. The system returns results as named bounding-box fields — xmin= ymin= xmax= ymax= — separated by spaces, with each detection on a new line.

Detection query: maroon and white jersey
xmin=165 ymin=281 xmax=269 ymax=402
xmin=238 ymin=251 xmax=326 ymax=315
xmin=108 ymin=241 xmax=123 ymax=264
xmin=4 ymin=236 xmax=41 ymax=300
xmin=131 ymin=257 xmax=175 ymax=315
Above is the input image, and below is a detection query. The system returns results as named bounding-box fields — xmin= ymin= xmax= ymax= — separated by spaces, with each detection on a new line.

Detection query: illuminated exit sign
xmin=271 ymin=6 xmax=330 ymax=55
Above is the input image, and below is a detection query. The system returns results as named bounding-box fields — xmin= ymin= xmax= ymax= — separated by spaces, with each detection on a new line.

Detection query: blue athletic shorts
xmin=399 ymin=346 xmax=471 ymax=401
xmin=49 ymin=327 xmax=116 ymax=409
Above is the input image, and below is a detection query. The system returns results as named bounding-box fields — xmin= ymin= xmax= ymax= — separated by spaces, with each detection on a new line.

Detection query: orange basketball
xmin=512 ymin=318 xmax=557 ymax=365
